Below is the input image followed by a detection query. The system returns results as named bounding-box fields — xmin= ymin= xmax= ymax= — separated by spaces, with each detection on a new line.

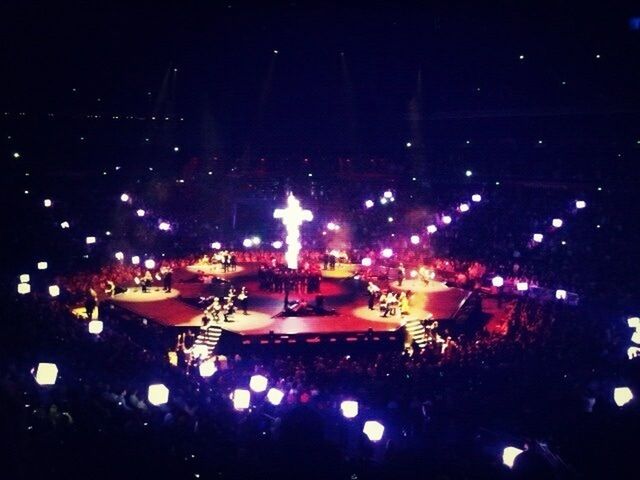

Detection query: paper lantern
xmin=88 ymin=320 xmax=103 ymax=335
xmin=266 ymin=388 xmax=284 ymax=406
xmin=144 ymin=259 xmax=155 ymax=269
xmin=35 ymin=363 xmax=58 ymax=386
xmin=147 ymin=384 xmax=169 ymax=406
xmin=364 ymin=199 xmax=374 ymax=208
xmin=211 ymin=242 xmax=222 ymax=250
xmin=232 ymin=389 xmax=251 ymax=410
xmin=575 ymin=200 xmax=586 ymax=209
xmin=532 ymin=233 xmax=543 ymax=243
xmin=37 ymin=261 xmax=48 ymax=270
xmin=361 ymin=257 xmax=372 ymax=267
xmin=19 ymin=273 xmax=30 ymax=283
xmin=131 ymin=256 xmax=140 ymax=265
xmin=442 ymin=215 xmax=452 ymax=225
xmin=552 ymin=218 xmax=563 ymax=228
xmin=459 ymin=203 xmax=470 ymax=212
xmin=249 ymin=374 xmax=268 ymax=393
xmin=17 ymin=283 xmax=31 ymax=294
xmin=340 ymin=400 xmax=359 ymax=419
xmin=502 ymin=446 xmax=524 ymax=468
xmin=426 ymin=225 xmax=437 ymax=234
xmin=516 ymin=282 xmax=528 ymax=291
xmin=43 ymin=199 xmax=52 ymax=207
xmin=363 ymin=420 xmax=384 ymax=441
xmin=114 ymin=251 xmax=124 ymax=261
xmin=86 ymin=236 xmax=96 ymax=245
xmin=48 ymin=285 xmax=60 ymax=297
xmin=471 ymin=194 xmax=482 ymax=202
xmin=555 ymin=289 xmax=567 ymax=300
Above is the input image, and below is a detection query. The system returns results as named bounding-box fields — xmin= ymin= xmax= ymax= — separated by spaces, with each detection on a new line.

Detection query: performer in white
xmin=273 ymin=193 xmax=313 ymax=270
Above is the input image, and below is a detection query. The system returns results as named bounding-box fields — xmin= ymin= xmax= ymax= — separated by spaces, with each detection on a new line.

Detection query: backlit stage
xmin=109 ymin=263 xmax=470 ymax=336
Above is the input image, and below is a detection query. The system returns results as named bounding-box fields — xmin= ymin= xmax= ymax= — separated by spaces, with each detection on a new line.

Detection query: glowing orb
xmin=86 ymin=236 xmax=96 ymax=244
xmin=502 ymin=446 xmax=524 ymax=468
xmin=410 ymin=235 xmax=420 ymax=245
xmin=120 ymin=193 xmax=129 ymax=202
xmin=381 ymin=248 xmax=393 ymax=258
xmin=37 ymin=261 xmax=48 ymax=270
xmin=340 ymin=400 xmax=359 ymax=419
xmin=361 ymin=257 xmax=372 ymax=267
xmin=516 ymin=282 xmax=529 ymax=291
xmin=363 ymin=420 xmax=385 ymax=441
xmin=144 ymin=259 xmax=155 ymax=269
xmin=471 ymin=194 xmax=482 ymax=202
xmin=147 ymin=384 xmax=169 ymax=406
xmin=364 ymin=199 xmax=374 ymax=208
xmin=232 ymin=389 xmax=251 ymax=410
xmin=131 ymin=256 xmax=140 ymax=265
xmin=442 ymin=215 xmax=452 ymax=224
xmin=19 ymin=274 xmax=30 ymax=283
xmin=492 ymin=276 xmax=504 ymax=288
xmin=552 ymin=218 xmax=563 ymax=228
xmin=35 ymin=363 xmax=58 ymax=386
xmin=267 ymin=388 xmax=284 ymax=406
xmin=575 ymin=200 xmax=586 ymax=209
xmin=555 ymin=289 xmax=567 ymax=300
xmin=199 ymin=360 xmax=217 ymax=378
xmin=88 ymin=320 xmax=103 ymax=335
xmin=17 ymin=283 xmax=31 ymax=294
xmin=532 ymin=233 xmax=543 ymax=243
xmin=249 ymin=374 xmax=268 ymax=393
xmin=211 ymin=242 xmax=221 ymax=249
xmin=272 ymin=240 xmax=283 ymax=249
xmin=613 ymin=387 xmax=633 ymax=407
xmin=459 ymin=203 xmax=470 ymax=212
xmin=48 ymin=285 xmax=60 ymax=297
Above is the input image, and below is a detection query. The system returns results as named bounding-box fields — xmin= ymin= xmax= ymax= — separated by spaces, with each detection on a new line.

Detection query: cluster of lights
xmin=158 ymin=221 xmax=171 ymax=231
xmin=326 ymin=222 xmax=340 ymax=231
xmin=243 ymin=236 xmax=261 ymax=248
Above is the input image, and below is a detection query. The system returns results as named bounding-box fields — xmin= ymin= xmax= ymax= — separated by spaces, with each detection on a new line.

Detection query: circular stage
xmin=390 ymin=278 xmax=450 ymax=294
xmin=113 ymin=287 xmax=180 ymax=302
xmin=321 ymin=264 xmax=359 ymax=279
xmin=185 ymin=264 xmax=246 ymax=276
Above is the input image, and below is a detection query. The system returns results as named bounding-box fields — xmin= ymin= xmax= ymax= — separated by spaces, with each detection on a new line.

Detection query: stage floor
xmin=109 ymin=263 xmax=469 ymax=335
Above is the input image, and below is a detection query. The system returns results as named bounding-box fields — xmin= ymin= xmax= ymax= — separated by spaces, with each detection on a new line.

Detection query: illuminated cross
xmin=274 ymin=193 xmax=313 ymax=269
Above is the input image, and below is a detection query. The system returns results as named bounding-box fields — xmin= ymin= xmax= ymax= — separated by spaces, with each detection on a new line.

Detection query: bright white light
xmin=44 ymin=199 xmax=52 ymax=207
xmin=632 ymin=331 xmax=640 ymax=345
xmin=131 ymin=256 xmax=140 ymax=265
xmin=251 ymin=236 xmax=261 ymax=246
xmin=442 ymin=215 xmax=452 ymax=225
xmin=232 ymin=389 xmax=251 ymax=410
xmin=406 ymin=142 xmax=412 ymax=147
xmin=516 ymin=282 xmax=529 ymax=291
xmin=173 ymin=146 xmax=179 ymax=152
xmin=613 ymin=387 xmax=633 ymax=407
xmin=381 ymin=248 xmax=393 ymax=258
xmin=363 ymin=420 xmax=384 ymax=441
xmin=327 ymin=222 xmax=337 ymax=231
xmin=555 ymin=289 xmax=567 ymax=300
xmin=147 ymin=384 xmax=169 ymax=406
xmin=88 ymin=320 xmax=103 ymax=335
xmin=492 ymin=276 xmax=504 ymax=288
xmin=387 ymin=217 xmax=394 ymax=223
xmin=20 ymin=274 xmax=30 ymax=283
xmin=502 ymin=446 xmax=524 ymax=468
xmin=211 ymin=242 xmax=222 ymax=250
xmin=144 ymin=259 xmax=156 ymax=269
xmin=273 ymin=194 xmax=313 ymax=269
xmin=48 ymin=285 xmax=60 ymax=297
xmin=552 ymin=218 xmax=563 ymax=228
xmin=18 ymin=283 xmax=31 ymax=294
xmin=199 ymin=359 xmax=217 ymax=378
xmin=114 ymin=251 xmax=124 ymax=261
xmin=340 ymin=400 xmax=359 ymax=419
xmin=380 ymin=197 xmax=388 ymax=205
xmin=383 ymin=190 xmax=393 ymax=199
xmin=532 ymin=233 xmax=543 ymax=243
xmin=628 ymin=317 xmax=640 ymax=328
xmin=519 ymin=54 xmax=525 ymax=60
xmin=426 ymin=224 xmax=437 ymax=234
xmin=120 ymin=193 xmax=130 ymax=202
xmin=37 ymin=261 xmax=48 ymax=270
xmin=410 ymin=235 xmax=420 ymax=245
xmin=86 ymin=236 xmax=96 ymax=245
xmin=272 ymin=240 xmax=283 ymax=249
xmin=361 ymin=257 xmax=372 ymax=267
xmin=249 ymin=374 xmax=268 ymax=393
xmin=575 ymin=200 xmax=587 ymax=209
xmin=13 ymin=152 xmax=20 ymax=158
xmin=364 ymin=199 xmax=374 ymax=208
xmin=60 ymin=221 xmax=70 ymax=229
xmin=471 ymin=194 xmax=482 ymax=202
xmin=459 ymin=203 xmax=470 ymax=212
xmin=267 ymin=388 xmax=284 ymax=405
xmin=243 ymin=238 xmax=253 ymax=248
xmin=410 ymin=269 xmax=418 ymax=278
xmin=158 ymin=221 xmax=171 ymax=231
xmin=628 ymin=347 xmax=640 ymax=360
xmin=465 ymin=170 xmax=472 ymax=177
xmin=35 ymin=363 xmax=58 ymax=386
xmin=136 ymin=209 xmax=145 ymax=217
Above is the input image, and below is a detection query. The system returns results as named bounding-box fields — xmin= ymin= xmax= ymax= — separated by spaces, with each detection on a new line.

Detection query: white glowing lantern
xmin=242 ymin=238 xmax=253 ymax=248
xmin=35 ymin=363 xmax=58 ymax=386
xmin=199 ymin=359 xmax=217 ymax=378
xmin=361 ymin=257 xmax=372 ymax=267
xmin=555 ymin=289 xmax=567 ymax=300
xmin=144 ymin=259 xmax=156 ymax=269
xmin=211 ymin=242 xmax=222 ymax=250
xmin=516 ymin=282 xmax=529 ymax=291
xmin=272 ymin=240 xmax=283 ymax=249
xmin=249 ymin=374 xmax=268 ymax=393
xmin=232 ymin=389 xmax=251 ymax=410
xmin=575 ymin=200 xmax=586 ymax=209
xmin=380 ymin=197 xmax=388 ymax=205
xmin=48 ymin=285 xmax=60 ymax=297
xmin=627 ymin=317 xmax=640 ymax=328
xmin=502 ymin=446 xmax=524 ymax=468
xmin=532 ymin=233 xmax=543 ymax=243
xmin=410 ymin=235 xmax=420 ymax=245
xmin=471 ymin=194 xmax=482 ymax=202
xmin=60 ymin=221 xmax=70 ymax=229
xmin=383 ymin=190 xmax=393 ymax=199
xmin=136 ymin=209 xmax=145 ymax=217
xmin=158 ymin=222 xmax=171 ymax=231
xmin=492 ymin=276 xmax=504 ymax=288
xmin=20 ymin=274 xmax=30 ymax=283
xmin=131 ymin=256 xmax=140 ymax=265
xmin=613 ymin=387 xmax=633 ymax=407
xmin=426 ymin=224 xmax=437 ymax=234
xmin=627 ymin=347 xmax=640 ymax=360
xmin=459 ymin=203 xmax=470 ymax=212
xmin=88 ymin=320 xmax=104 ymax=335
xmin=43 ymin=199 xmax=52 ymax=207
xmin=442 ymin=215 xmax=452 ymax=225
xmin=552 ymin=218 xmax=563 ymax=228
xmin=86 ymin=236 xmax=96 ymax=245
xmin=147 ymin=384 xmax=169 ymax=406
xmin=251 ymin=236 xmax=261 ymax=245
xmin=387 ymin=216 xmax=394 ymax=223
xmin=18 ymin=283 xmax=31 ymax=294
xmin=114 ymin=251 xmax=124 ymax=261
xmin=120 ymin=193 xmax=130 ymax=202
xmin=632 ymin=331 xmax=640 ymax=345
xmin=364 ymin=199 xmax=374 ymax=209
xmin=37 ymin=261 xmax=48 ymax=270
xmin=381 ymin=248 xmax=393 ymax=259
xmin=465 ymin=170 xmax=472 ymax=177
xmin=340 ymin=400 xmax=359 ymax=419
xmin=363 ymin=420 xmax=385 ymax=441
xmin=266 ymin=388 xmax=284 ymax=406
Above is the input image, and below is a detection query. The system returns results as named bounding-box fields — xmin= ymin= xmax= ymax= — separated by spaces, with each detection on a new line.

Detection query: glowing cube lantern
xmin=272 ymin=240 xmax=283 ymax=249
xmin=114 ymin=251 xmax=124 ymax=261
xmin=340 ymin=400 xmax=359 ymax=419
xmin=491 ymin=276 xmax=504 ymax=288
xmin=43 ymin=199 xmax=52 ymax=207
xmin=555 ymin=289 xmax=567 ymax=300
xmin=380 ymin=197 xmax=388 ymax=205
xmin=19 ymin=274 xmax=30 ymax=283
xmin=552 ymin=218 xmax=563 ymax=228
xmin=442 ymin=215 xmax=452 ymax=225
xmin=136 ymin=209 xmax=145 ymax=217
xmin=383 ymin=190 xmax=393 ymax=199
xmin=532 ymin=233 xmax=543 ymax=243
xmin=17 ymin=283 xmax=31 ymax=294
xmin=242 ymin=238 xmax=253 ymax=248
xmin=361 ymin=257 xmax=372 ymax=267
xmin=232 ymin=388 xmax=251 ymax=410
xmin=86 ymin=236 xmax=96 ymax=245
xmin=426 ymin=225 xmax=437 ymax=234
xmin=144 ymin=259 xmax=155 ymax=269
xmin=410 ymin=235 xmax=420 ymax=245
xmin=131 ymin=256 xmax=140 ymax=265
xmin=35 ymin=363 xmax=58 ymax=386
xmin=471 ymin=194 xmax=482 ymax=202
xmin=120 ymin=193 xmax=129 ymax=202
xmin=575 ymin=200 xmax=587 ymax=209
xmin=516 ymin=282 xmax=529 ymax=292
xmin=88 ymin=320 xmax=103 ymax=335
xmin=364 ymin=199 xmax=374 ymax=209
xmin=211 ymin=242 xmax=221 ymax=250
xmin=613 ymin=387 xmax=633 ymax=407
xmin=37 ymin=261 xmax=48 ymax=270
xmin=502 ymin=446 xmax=524 ymax=469
xmin=266 ymin=388 xmax=284 ymax=406
xmin=249 ymin=374 xmax=268 ymax=393
xmin=627 ymin=317 xmax=640 ymax=328
xmin=199 ymin=359 xmax=217 ymax=378
xmin=362 ymin=420 xmax=385 ymax=442
xmin=381 ymin=248 xmax=393 ymax=259
xmin=60 ymin=221 xmax=70 ymax=229
xmin=147 ymin=383 xmax=170 ymax=406
xmin=459 ymin=203 xmax=470 ymax=212
xmin=48 ymin=285 xmax=60 ymax=297
xmin=632 ymin=331 xmax=640 ymax=345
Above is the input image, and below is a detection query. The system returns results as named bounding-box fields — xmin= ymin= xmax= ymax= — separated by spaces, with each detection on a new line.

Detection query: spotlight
xmin=410 ymin=235 xmax=420 ymax=245
xmin=131 ymin=256 xmax=140 ymax=265
xmin=37 ymin=261 xmax=48 ymax=270
xmin=555 ymin=289 xmax=567 ymax=300
xmin=19 ymin=274 xmax=30 ymax=283
xmin=86 ymin=236 xmax=96 ymax=245
xmin=492 ymin=276 xmax=504 ymax=288
xmin=199 ymin=359 xmax=217 ymax=378
xmin=552 ymin=218 xmax=563 ymax=228
xmin=88 ymin=320 xmax=103 ymax=335
xmin=361 ymin=257 xmax=372 ymax=267
xmin=136 ymin=209 xmax=145 ymax=217
xmin=17 ymin=283 xmax=31 ymax=294
xmin=147 ymin=384 xmax=170 ymax=406
xmin=471 ymin=194 xmax=482 ymax=202
xmin=267 ymin=388 xmax=284 ymax=406
xmin=340 ymin=400 xmax=359 ymax=419
xmin=211 ymin=242 xmax=222 ymax=250
xmin=426 ymin=225 xmax=437 ymax=234
xmin=613 ymin=387 xmax=633 ymax=407
xmin=232 ymin=389 xmax=251 ymax=410
xmin=34 ymin=363 xmax=58 ymax=386
xmin=364 ymin=199 xmax=374 ymax=208
xmin=363 ymin=420 xmax=385 ymax=441
xmin=516 ymin=282 xmax=529 ymax=291
xmin=44 ymin=199 xmax=52 ymax=207
xmin=628 ymin=317 xmax=640 ymax=328
xmin=115 ymin=251 xmax=124 ymax=261
xmin=48 ymin=285 xmax=60 ymax=297
xmin=502 ymin=446 xmax=524 ymax=468
xmin=144 ymin=259 xmax=155 ymax=269
xmin=249 ymin=374 xmax=268 ymax=393
xmin=271 ymin=240 xmax=283 ymax=249
xmin=442 ymin=215 xmax=452 ymax=225
xmin=532 ymin=233 xmax=543 ymax=243
xmin=381 ymin=248 xmax=393 ymax=258
xmin=60 ymin=221 xmax=70 ymax=229
xmin=459 ymin=203 xmax=470 ymax=212
xmin=120 ymin=193 xmax=130 ymax=202
xmin=575 ymin=200 xmax=587 ymax=209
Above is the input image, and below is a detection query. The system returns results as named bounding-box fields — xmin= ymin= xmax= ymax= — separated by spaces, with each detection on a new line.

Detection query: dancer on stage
xmin=238 ymin=286 xmax=249 ymax=314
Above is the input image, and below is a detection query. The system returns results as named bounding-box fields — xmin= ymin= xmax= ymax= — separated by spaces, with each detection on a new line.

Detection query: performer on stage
xmin=367 ymin=281 xmax=380 ymax=310
xmin=163 ymin=268 xmax=173 ymax=292
xmin=238 ymin=286 xmax=249 ymax=315
xmin=397 ymin=263 xmax=406 ymax=286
